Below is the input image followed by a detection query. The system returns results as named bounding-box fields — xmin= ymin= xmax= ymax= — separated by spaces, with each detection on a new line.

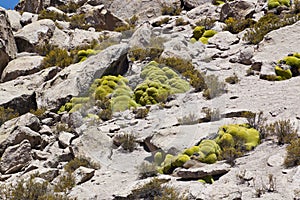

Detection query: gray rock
xmin=175 ymin=162 xmax=231 ymax=179
xmin=74 ymin=166 xmax=95 ymax=185
xmin=20 ymin=12 xmax=38 ymax=26
xmin=237 ymin=46 xmax=254 ymax=65
xmin=6 ymin=10 xmax=22 ymax=31
xmin=129 ymin=23 xmax=153 ymax=48
xmin=32 ymin=149 xmax=51 ymax=160
xmin=58 ymin=131 xmax=75 ymax=148
xmin=36 ymin=43 xmax=129 ymax=111
xmin=68 ymin=29 xmax=102 ymax=50
xmin=1 ymin=55 xmax=43 ymax=82
xmin=49 ymin=27 xmax=70 ymax=49
xmin=78 ymin=4 xmax=127 ymax=31
xmin=220 ymin=0 xmax=255 ymax=21
xmin=14 ymin=19 xmax=56 ymax=53
xmin=186 ymin=3 xmax=219 ymax=20
xmin=208 ymin=31 xmax=239 ymax=50
xmin=0 ymin=139 xmax=33 ymax=174
xmin=183 ymin=0 xmax=210 ymax=10
xmin=0 ymin=8 xmax=17 ymax=76
xmin=267 ymin=153 xmax=285 ymax=167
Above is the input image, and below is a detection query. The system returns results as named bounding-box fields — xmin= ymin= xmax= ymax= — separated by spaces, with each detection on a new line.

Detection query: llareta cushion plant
xmin=155 ymin=124 xmax=260 ymax=182
xmin=190 ymin=26 xmax=217 ymax=44
xmin=265 ymin=53 xmax=300 ymax=81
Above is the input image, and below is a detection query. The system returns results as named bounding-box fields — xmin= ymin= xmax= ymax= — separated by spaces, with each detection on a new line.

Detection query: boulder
xmin=0 ymin=8 xmax=17 ymax=76
xmin=220 ymin=0 xmax=256 ymax=21
xmin=183 ymin=0 xmax=212 ymax=10
xmin=186 ymin=3 xmax=219 ymax=20
xmin=78 ymin=4 xmax=127 ymax=31
xmin=49 ymin=27 xmax=71 ymax=49
xmin=20 ymin=12 xmax=38 ymax=26
xmin=0 ymin=139 xmax=33 ymax=174
xmin=0 ymin=66 xmax=60 ymax=115
xmin=14 ymin=19 xmax=56 ymax=53
xmin=58 ymin=131 xmax=75 ymax=148
xmin=1 ymin=55 xmax=43 ymax=82
xmin=128 ymin=22 xmax=153 ymax=48
xmin=68 ymin=29 xmax=102 ymax=49
xmin=36 ymin=43 xmax=129 ymax=111
xmin=74 ymin=166 xmax=95 ymax=185
xmin=208 ymin=31 xmax=239 ymax=50
xmin=175 ymin=162 xmax=231 ymax=179
xmin=6 ymin=10 xmax=22 ymax=31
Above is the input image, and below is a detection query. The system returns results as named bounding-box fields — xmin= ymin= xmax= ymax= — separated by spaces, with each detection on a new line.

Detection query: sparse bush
xmin=38 ymin=10 xmax=68 ymax=21
xmin=284 ymin=138 xmax=300 ymax=167
xmin=219 ymin=147 xmax=243 ymax=166
xmin=244 ymin=111 xmax=268 ymax=139
xmin=195 ymin=18 xmax=216 ymax=30
xmin=225 ymin=73 xmax=239 ymax=84
xmin=55 ymin=122 xmax=73 ymax=133
xmin=161 ymin=5 xmax=182 ymax=16
xmin=114 ymin=134 xmax=137 ymax=152
xmin=30 ymin=108 xmax=47 ymax=118
xmin=64 ymin=157 xmax=100 ymax=173
xmin=129 ymin=178 xmax=188 ymax=200
xmin=224 ymin=17 xmax=255 ymax=34
xmin=202 ymin=107 xmax=221 ymax=122
xmin=129 ymin=47 xmax=163 ymax=61
xmin=177 ymin=113 xmax=198 ymax=125
xmin=137 ymin=162 xmax=158 ymax=179
xmin=175 ymin=18 xmax=188 ymax=26
xmin=203 ymin=75 xmax=227 ymax=99
xmin=0 ymin=106 xmax=19 ymax=126
xmin=134 ymin=107 xmax=149 ymax=119
xmin=153 ymin=17 xmax=170 ymax=27
xmin=267 ymin=119 xmax=298 ymax=145
xmin=58 ymin=2 xmax=84 ymax=13
xmin=41 ymin=48 xmax=73 ymax=69
xmin=69 ymin=14 xmax=90 ymax=30
xmin=54 ymin=172 xmax=75 ymax=193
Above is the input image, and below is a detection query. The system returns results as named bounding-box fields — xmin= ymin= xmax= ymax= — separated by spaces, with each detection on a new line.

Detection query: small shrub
xmin=225 ymin=73 xmax=239 ymax=84
xmin=64 ymin=157 xmax=99 ymax=173
xmin=224 ymin=17 xmax=255 ymax=34
xmin=284 ymin=138 xmax=300 ymax=167
xmin=114 ymin=134 xmax=137 ymax=152
xmin=30 ymin=108 xmax=47 ymax=118
xmin=153 ymin=17 xmax=170 ymax=27
xmin=177 ymin=113 xmax=198 ymax=125
xmin=0 ymin=107 xmax=19 ymax=126
xmin=54 ymin=172 xmax=75 ymax=193
xmin=137 ymin=162 xmax=157 ymax=179
xmin=203 ymin=75 xmax=227 ymax=99
xmin=161 ymin=5 xmax=182 ymax=16
xmin=129 ymin=47 xmax=163 ymax=62
xmin=293 ymin=0 xmax=300 ymax=13
xmin=244 ymin=111 xmax=268 ymax=139
xmin=38 ymin=10 xmax=68 ymax=21
xmin=41 ymin=48 xmax=73 ymax=69
xmin=202 ymin=107 xmax=221 ymax=122
xmin=130 ymin=178 xmax=187 ymax=200
xmin=69 ymin=14 xmax=90 ymax=30
xmin=195 ymin=18 xmax=216 ymax=30
xmin=219 ymin=147 xmax=243 ymax=166
xmin=58 ymin=2 xmax=84 ymax=13
xmin=55 ymin=122 xmax=73 ymax=133
xmin=267 ymin=119 xmax=298 ymax=145
xmin=175 ymin=18 xmax=188 ymax=26
xmin=134 ymin=107 xmax=149 ymax=119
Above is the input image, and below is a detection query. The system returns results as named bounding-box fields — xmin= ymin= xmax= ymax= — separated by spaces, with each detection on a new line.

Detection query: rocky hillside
xmin=0 ymin=0 xmax=299 ymax=199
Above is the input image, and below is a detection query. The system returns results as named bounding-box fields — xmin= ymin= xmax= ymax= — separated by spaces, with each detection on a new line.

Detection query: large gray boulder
xmin=6 ymin=10 xmax=22 ymax=31
xmin=0 ymin=67 xmax=60 ymax=115
xmin=78 ymin=4 xmax=127 ymax=31
xmin=0 ymin=8 xmax=17 ymax=77
xmin=15 ymin=0 xmax=70 ymax=13
xmin=1 ymin=55 xmax=43 ymax=82
xmin=220 ymin=0 xmax=256 ymax=21
xmin=14 ymin=19 xmax=56 ymax=52
xmin=36 ymin=43 xmax=129 ymax=111
xmin=0 ymin=139 xmax=33 ymax=174
xmin=128 ymin=22 xmax=153 ymax=48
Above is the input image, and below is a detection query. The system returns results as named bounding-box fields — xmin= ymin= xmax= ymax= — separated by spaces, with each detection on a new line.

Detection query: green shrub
xmin=243 ymin=13 xmax=300 ymax=44
xmin=41 ymin=48 xmax=73 ymax=69
xmin=224 ymin=17 xmax=255 ymax=34
xmin=77 ymin=49 xmax=97 ymax=62
xmin=284 ymin=138 xmax=300 ymax=167
xmin=129 ymin=47 xmax=163 ymax=62
xmin=30 ymin=108 xmax=46 ymax=118
xmin=64 ymin=157 xmax=99 ymax=173
xmin=69 ymin=14 xmax=90 ymax=30
xmin=268 ymin=0 xmax=290 ymax=9
xmin=193 ymin=26 xmax=205 ymax=40
xmin=203 ymin=75 xmax=227 ymax=99
xmin=0 ymin=107 xmax=19 ymax=126
xmin=274 ymin=65 xmax=292 ymax=80
xmin=38 ymin=10 xmax=68 ymax=21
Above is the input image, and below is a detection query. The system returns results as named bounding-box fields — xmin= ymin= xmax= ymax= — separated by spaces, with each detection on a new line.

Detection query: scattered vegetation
xmin=243 ymin=13 xmax=300 ymax=44
xmin=254 ymin=174 xmax=277 ymax=197
xmin=30 ymin=108 xmax=47 ymax=118
xmin=191 ymin=26 xmax=217 ymax=44
xmin=114 ymin=134 xmax=137 ymax=152
xmin=129 ymin=47 xmax=164 ymax=62
xmin=177 ymin=113 xmax=198 ymax=125
xmin=267 ymin=119 xmax=298 ymax=145
xmin=202 ymin=75 xmax=227 ymax=99
xmin=134 ymin=107 xmax=150 ymax=119
xmin=129 ymin=178 xmax=188 ymax=200
xmin=41 ymin=47 xmax=73 ymax=69
xmin=195 ymin=18 xmax=216 ymax=30
xmin=38 ymin=10 xmax=68 ymax=21
xmin=161 ymin=4 xmax=182 ymax=16
xmin=175 ymin=18 xmax=188 ymax=26
xmin=224 ymin=17 xmax=255 ymax=34
xmin=57 ymin=2 xmax=84 ymax=13
xmin=0 ymin=106 xmax=19 ymax=126
xmin=244 ymin=111 xmax=268 ymax=139
xmin=137 ymin=162 xmax=158 ymax=179
xmin=284 ymin=138 xmax=300 ymax=167
xmin=0 ymin=174 xmax=74 ymax=200
xmin=219 ymin=147 xmax=243 ymax=166
xmin=54 ymin=172 xmax=76 ymax=193
xmin=225 ymin=73 xmax=239 ymax=84
xmin=202 ymin=107 xmax=221 ymax=122
xmin=114 ymin=15 xmax=138 ymax=32
xmin=153 ymin=17 xmax=170 ymax=27
xmin=64 ymin=157 xmax=100 ymax=173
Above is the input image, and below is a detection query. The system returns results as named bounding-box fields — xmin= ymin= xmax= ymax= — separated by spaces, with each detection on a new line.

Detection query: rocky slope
xmin=0 ymin=0 xmax=299 ymax=199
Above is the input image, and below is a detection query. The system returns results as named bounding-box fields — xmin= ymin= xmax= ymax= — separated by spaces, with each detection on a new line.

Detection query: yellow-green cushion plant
xmin=216 ymin=124 xmax=260 ymax=151
xmin=275 ymin=66 xmax=292 ymax=80
xmin=193 ymin=26 xmax=205 ymax=40
xmin=268 ymin=0 xmax=290 ymax=9
xmin=77 ymin=49 xmax=97 ymax=62
xmin=202 ymin=30 xmax=217 ymax=38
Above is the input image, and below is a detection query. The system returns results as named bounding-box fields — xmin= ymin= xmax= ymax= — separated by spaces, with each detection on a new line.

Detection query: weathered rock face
xmin=6 ymin=10 xmax=22 ymax=31
xmin=0 ymin=139 xmax=33 ymax=174
xmin=36 ymin=43 xmax=129 ymax=111
xmin=15 ymin=0 xmax=73 ymax=13
xmin=14 ymin=19 xmax=56 ymax=53
xmin=183 ymin=0 xmax=212 ymax=10
xmin=220 ymin=0 xmax=255 ymax=21
xmin=0 ymin=8 xmax=17 ymax=77
xmin=1 ymin=55 xmax=43 ymax=82
xmin=78 ymin=4 xmax=127 ymax=31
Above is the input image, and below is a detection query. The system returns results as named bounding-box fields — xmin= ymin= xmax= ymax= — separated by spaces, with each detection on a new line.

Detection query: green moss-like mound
xmin=77 ymin=49 xmax=97 ymax=62
xmin=193 ymin=26 xmax=205 ymax=40
xmin=192 ymin=28 xmax=217 ymax=44
xmin=268 ymin=0 xmax=290 ymax=9
xmin=216 ymin=124 xmax=260 ymax=151
xmin=275 ymin=66 xmax=292 ymax=80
